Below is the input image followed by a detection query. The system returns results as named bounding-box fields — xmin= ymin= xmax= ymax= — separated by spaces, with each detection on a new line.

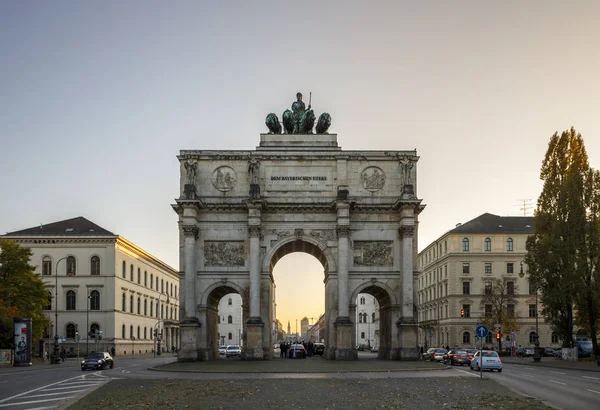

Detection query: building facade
xmin=2 ymin=217 xmax=180 ymax=357
xmin=417 ymin=213 xmax=557 ymax=351
xmin=217 ymin=293 xmax=243 ymax=346
xmin=355 ymin=293 xmax=380 ymax=349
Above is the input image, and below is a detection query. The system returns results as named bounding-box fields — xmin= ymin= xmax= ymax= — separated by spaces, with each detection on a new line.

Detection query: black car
xmin=81 ymin=352 xmax=114 ymax=371
xmin=313 ymin=343 xmax=325 ymax=356
xmin=444 ymin=350 xmax=470 ymax=366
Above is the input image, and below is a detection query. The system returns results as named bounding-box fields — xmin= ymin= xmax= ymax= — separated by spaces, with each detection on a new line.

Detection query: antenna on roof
xmin=514 ymin=199 xmax=533 ymax=216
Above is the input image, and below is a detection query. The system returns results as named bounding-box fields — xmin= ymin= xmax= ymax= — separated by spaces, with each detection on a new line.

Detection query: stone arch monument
xmin=172 ymin=94 xmax=424 ymax=361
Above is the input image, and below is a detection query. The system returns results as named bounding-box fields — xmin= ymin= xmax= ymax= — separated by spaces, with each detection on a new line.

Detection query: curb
xmin=146 ymin=365 xmax=451 ymax=374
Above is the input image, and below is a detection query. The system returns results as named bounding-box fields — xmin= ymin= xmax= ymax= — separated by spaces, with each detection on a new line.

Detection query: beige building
xmin=417 ymin=213 xmax=558 ymax=351
xmin=2 ymin=217 xmax=180 ymax=357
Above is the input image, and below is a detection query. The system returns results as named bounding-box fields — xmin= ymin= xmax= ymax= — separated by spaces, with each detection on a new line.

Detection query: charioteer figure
xmin=265 ymin=92 xmax=331 ymax=134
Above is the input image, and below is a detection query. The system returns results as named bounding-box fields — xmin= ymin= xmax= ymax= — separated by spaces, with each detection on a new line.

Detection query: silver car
xmin=225 ymin=345 xmax=241 ymax=357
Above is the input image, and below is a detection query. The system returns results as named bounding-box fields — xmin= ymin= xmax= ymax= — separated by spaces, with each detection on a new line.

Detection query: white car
xmin=470 ymin=350 xmax=503 ymax=372
xmin=218 ymin=345 xmax=228 ymax=355
xmin=225 ymin=345 xmax=241 ymax=357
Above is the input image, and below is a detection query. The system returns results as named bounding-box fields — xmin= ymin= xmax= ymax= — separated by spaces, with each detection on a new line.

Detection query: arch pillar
xmin=245 ymin=203 xmax=265 ymax=359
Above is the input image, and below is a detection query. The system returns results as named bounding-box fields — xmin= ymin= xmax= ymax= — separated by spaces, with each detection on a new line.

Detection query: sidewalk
xmin=502 ymin=355 xmax=600 ymax=372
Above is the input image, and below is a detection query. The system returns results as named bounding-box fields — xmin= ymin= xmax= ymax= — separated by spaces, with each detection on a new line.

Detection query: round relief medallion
xmin=360 ymin=166 xmax=386 ymax=192
xmin=211 ymin=166 xmax=237 ymax=192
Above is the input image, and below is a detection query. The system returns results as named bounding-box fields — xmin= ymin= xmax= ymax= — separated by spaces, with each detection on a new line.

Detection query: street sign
xmin=475 ymin=325 xmax=489 ymax=338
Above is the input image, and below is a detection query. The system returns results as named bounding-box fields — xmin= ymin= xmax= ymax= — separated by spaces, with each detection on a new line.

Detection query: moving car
xmin=444 ymin=350 xmax=470 ymax=366
xmin=225 ymin=345 xmax=241 ymax=358
xmin=218 ymin=345 xmax=228 ymax=355
xmin=81 ymin=352 xmax=114 ymax=371
xmin=429 ymin=348 xmax=447 ymax=362
xmin=288 ymin=344 xmax=307 ymax=359
xmin=313 ymin=343 xmax=325 ymax=356
xmin=470 ymin=350 xmax=502 ymax=372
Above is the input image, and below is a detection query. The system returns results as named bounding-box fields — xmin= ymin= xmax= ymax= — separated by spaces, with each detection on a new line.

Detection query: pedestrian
xmin=172 ymin=345 xmax=176 ymax=354
xmin=59 ymin=347 xmax=66 ymax=363
xmin=111 ymin=346 xmax=116 ymax=357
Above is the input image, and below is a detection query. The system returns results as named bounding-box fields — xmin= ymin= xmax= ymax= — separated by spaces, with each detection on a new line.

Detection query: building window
xmin=529 ymin=281 xmax=536 ymax=295
xmin=144 ymin=271 xmax=147 ymax=287
xmin=66 ymin=290 xmax=76 ymax=310
xmin=462 ymin=282 xmax=470 ymax=295
xmin=137 ymin=297 xmax=141 ymax=314
xmin=130 ymin=325 xmax=134 ymax=339
xmin=507 ymin=281 xmax=514 ymax=295
xmin=90 ymin=256 xmax=100 ymax=275
xmin=484 ymin=238 xmax=491 ymax=252
xmin=529 ymin=331 xmax=537 ymax=344
xmin=150 ymin=274 xmax=153 ymax=289
xmin=161 ymin=279 xmax=164 ymax=294
xmin=144 ymin=300 xmax=147 ymax=316
xmin=529 ymin=304 xmax=537 ymax=318
xmin=485 ymin=281 xmax=492 ymax=295
xmin=175 ymin=286 xmax=178 ymax=298
xmin=122 ymin=261 xmax=126 ymax=278
xmin=122 ymin=293 xmax=126 ymax=311
xmin=218 ymin=316 xmax=221 ymax=324
xmin=150 ymin=301 xmax=154 ymax=317
xmin=485 ymin=263 xmax=492 ymax=274
xmin=137 ymin=268 xmax=141 ymax=284
xmin=507 ymin=238 xmax=514 ymax=252
xmin=45 ymin=291 xmax=52 ymax=310
xmin=171 ymin=283 xmax=174 ymax=296
xmin=372 ymin=312 xmax=376 ymax=322
xmin=462 ymin=263 xmax=470 ymax=274
xmin=228 ymin=298 xmax=232 ymax=305
xmin=360 ymin=297 xmax=365 ymax=305
xmin=66 ymin=323 xmax=76 ymax=339
xmin=144 ymin=327 xmax=147 ymax=340
xmin=361 ymin=332 xmax=365 ymax=339
xmin=130 ymin=264 xmax=134 ymax=281
xmin=171 ymin=307 xmax=173 ymax=319
xmin=485 ymin=304 xmax=492 ymax=317
xmin=552 ymin=333 xmax=559 ymax=344
xmin=228 ymin=332 xmax=232 ymax=340
xmin=461 ymin=238 xmax=469 ymax=252
xmin=137 ymin=326 xmax=140 ymax=340
xmin=462 ymin=304 xmax=471 ymax=318
xmin=122 ymin=324 xmax=126 ymax=339
xmin=66 ymin=256 xmax=76 ymax=275
xmin=444 ymin=283 xmax=448 ymax=296
xmin=228 ymin=315 xmax=233 ymax=324
xmin=506 ymin=263 xmax=514 ymax=274
xmin=90 ymin=290 xmax=100 ymax=310
xmin=463 ymin=332 xmax=471 ymax=344
xmin=130 ymin=295 xmax=134 ymax=313
xmin=160 ymin=305 xmax=164 ymax=319
xmin=507 ymin=304 xmax=515 ymax=317
xmin=42 ymin=256 xmax=52 ymax=275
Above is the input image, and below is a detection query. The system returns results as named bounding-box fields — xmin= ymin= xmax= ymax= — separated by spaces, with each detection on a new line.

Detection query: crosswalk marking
xmin=27 ymin=390 xmax=87 ymax=398
xmin=0 ymin=397 xmax=70 ymax=407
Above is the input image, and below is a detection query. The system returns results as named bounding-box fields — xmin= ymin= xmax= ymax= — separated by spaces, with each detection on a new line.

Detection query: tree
xmin=479 ymin=278 xmax=520 ymax=350
xmin=0 ymin=239 xmax=50 ymax=348
xmin=525 ymin=127 xmax=600 ymax=353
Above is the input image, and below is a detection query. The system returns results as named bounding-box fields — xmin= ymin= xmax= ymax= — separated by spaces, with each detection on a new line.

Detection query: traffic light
xmin=496 ymin=332 xmax=501 ymax=340
xmin=460 ymin=309 xmax=465 ymax=318
xmin=153 ymin=328 xmax=158 ymax=338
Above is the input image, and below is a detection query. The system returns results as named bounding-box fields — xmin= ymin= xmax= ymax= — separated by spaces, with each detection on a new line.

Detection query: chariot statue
xmin=265 ymin=92 xmax=331 ymax=134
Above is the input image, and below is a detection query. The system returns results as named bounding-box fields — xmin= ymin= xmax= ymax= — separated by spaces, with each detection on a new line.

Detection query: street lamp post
xmin=520 ymin=261 xmax=541 ymax=361
xmin=86 ymin=294 xmax=91 ymax=355
xmin=53 ymin=257 xmax=68 ymax=364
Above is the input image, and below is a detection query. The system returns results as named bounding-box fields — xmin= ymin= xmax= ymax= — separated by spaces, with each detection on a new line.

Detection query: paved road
xmin=451 ymin=362 xmax=600 ymax=410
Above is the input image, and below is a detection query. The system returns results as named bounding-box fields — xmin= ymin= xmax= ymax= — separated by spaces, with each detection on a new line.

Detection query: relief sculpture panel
xmin=204 ymin=241 xmax=245 ymax=267
xmin=353 ymin=241 xmax=393 ymax=267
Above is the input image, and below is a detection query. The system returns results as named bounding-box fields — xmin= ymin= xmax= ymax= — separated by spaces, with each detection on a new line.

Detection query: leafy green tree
xmin=0 ymin=239 xmax=50 ymax=347
xmin=525 ymin=127 xmax=600 ymax=353
xmin=479 ymin=278 xmax=520 ymax=350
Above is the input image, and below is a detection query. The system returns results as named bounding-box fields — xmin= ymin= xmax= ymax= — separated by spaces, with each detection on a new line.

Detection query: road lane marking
xmin=549 ymin=380 xmax=567 ymax=386
xmin=40 ymin=385 xmax=97 ymax=391
xmin=0 ymin=397 xmax=69 ymax=407
xmin=549 ymin=371 xmax=565 ymax=375
xmin=455 ymin=369 xmax=479 ymax=377
xmin=583 ymin=376 xmax=600 ymax=381
xmin=587 ymin=389 xmax=600 ymax=395
xmin=520 ymin=373 xmax=535 ymax=378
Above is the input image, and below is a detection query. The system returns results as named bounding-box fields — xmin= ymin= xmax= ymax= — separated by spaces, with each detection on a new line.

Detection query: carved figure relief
xmin=353 ymin=241 xmax=393 ymax=267
xmin=204 ymin=241 xmax=245 ymax=267
xmin=211 ymin=166 xmax=237 ymax=192
xmin=360 ymin=167 xmax=386 ymax=192
xmin=184 ymin=161 xmax=197 ymax=186
xmin=309 ymin=229 xmax=335 ymax=242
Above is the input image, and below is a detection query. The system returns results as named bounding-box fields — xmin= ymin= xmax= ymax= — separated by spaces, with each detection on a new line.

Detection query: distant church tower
xmin=287 ymin=321 xmax=290 ymax=335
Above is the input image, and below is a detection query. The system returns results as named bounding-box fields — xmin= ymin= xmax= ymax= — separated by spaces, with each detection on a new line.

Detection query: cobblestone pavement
xmin=65 ymin=377 xmax=550 ymax=409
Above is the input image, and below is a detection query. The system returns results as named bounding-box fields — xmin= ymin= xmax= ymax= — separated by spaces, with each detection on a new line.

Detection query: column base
xmin=397 ymin=317 xmax=419 ymax=361
xmin=243 ymin=322 xmax=264 ymax=360
xmin=335 ymin=317 xmax=357 ymax=360
xmin=178 ymin=322 xmax=202 ymax=362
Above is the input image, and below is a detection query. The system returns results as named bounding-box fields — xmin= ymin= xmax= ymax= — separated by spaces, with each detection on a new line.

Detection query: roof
xmin=3 ymin=217 xmax=115 ymax=236
xmin=449 ymin=213 xmax=535 ymax=235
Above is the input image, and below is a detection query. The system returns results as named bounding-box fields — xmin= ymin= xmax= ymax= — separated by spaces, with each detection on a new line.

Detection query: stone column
xmin=336 ymin=224 xmax=351 ymax=319
xmin=245 ymin=224 xmax=264 ymax=359
xmin=397 ymin=223 xmax=419 ymax=360
xmin=182 ymin=225 xmax=199 ymax=321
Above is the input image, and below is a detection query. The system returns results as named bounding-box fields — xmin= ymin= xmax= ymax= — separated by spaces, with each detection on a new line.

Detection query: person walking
xmin=110 ymin=346 xmax=116 ymax=357
xmin=59 ymin=347 xmax=66 ymax=363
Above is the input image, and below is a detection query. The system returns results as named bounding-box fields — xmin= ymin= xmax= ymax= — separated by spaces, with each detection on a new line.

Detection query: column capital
xmin=398 ymin=225 xmax=415 ymax=238
xmin=336 ymin=225 xmax=351 ymax=238
xmin=182 ymin=225 xmax=199 ymax=238
xmin=248 ymin=225 xmax=262 ymax=238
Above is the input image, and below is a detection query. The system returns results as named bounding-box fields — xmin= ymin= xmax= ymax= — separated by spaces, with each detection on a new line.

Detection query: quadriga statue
xmin=264 ymin=92 xmax=332 ymax=134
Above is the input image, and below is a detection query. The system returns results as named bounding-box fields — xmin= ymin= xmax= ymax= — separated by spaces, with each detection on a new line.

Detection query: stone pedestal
xmin=243 ymin=322 xmax=264 ymax=360
xmin=178 ymin=322 xmax=202 ymax=362
xmin=397 ymin=318 xmax=419 ymax=360
xmin=334 ymin=318 xmax=357 ymax=360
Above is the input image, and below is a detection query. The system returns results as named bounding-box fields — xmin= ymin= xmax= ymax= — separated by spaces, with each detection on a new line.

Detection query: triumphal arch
xmin=172 ymin=93 xmax=424 ymax=361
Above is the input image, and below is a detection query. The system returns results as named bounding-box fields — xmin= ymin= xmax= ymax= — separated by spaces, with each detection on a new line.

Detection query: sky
xmin=1 ymin=1 xmax=599 ymax=330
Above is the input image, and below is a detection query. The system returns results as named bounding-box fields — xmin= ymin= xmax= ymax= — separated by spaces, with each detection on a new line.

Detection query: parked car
xmin=422 ymin=348 xmax=436 ymax=361
xmin=357 ymin=344 xmax=366 ymax=351
xmin=576 ymin=340 xmax=593 ymax=357
xmin=470 ymin=350 xmax=502 ymax=372
xmin=81 ymin=352 xmax=114 ymax=371
xmin=225 ymin=345 xmax=241 ymax=358
xmin=516 ymin=347 xmax=534 ymax=357
xmin=371 ymin=346 xmax=379 ymax=353
xmin=218 ymin=345 xmax=228 ymax=355
xmin=444 ymin=350 xmax=470 ymax=366
xmin=553 ymin=348 xmax=562 ymax=358
xmin=313 ymin=343 xmax=325 ymax=356
xmin=543 ymin=347 xmax=555 ymax=357
xmin=288 ymin=344 xmax=307 ymax=359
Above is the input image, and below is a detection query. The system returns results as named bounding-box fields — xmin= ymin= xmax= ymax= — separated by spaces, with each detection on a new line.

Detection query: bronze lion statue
xmin=316 ymin=112 xmax=331 ymax=134
xmin=265 ymin=113 xmax=282 ymax=134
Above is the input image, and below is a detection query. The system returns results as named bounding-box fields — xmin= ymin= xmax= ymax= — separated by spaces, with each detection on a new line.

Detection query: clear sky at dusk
xmin=1 ymin=1 xmax=599 ymax=330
